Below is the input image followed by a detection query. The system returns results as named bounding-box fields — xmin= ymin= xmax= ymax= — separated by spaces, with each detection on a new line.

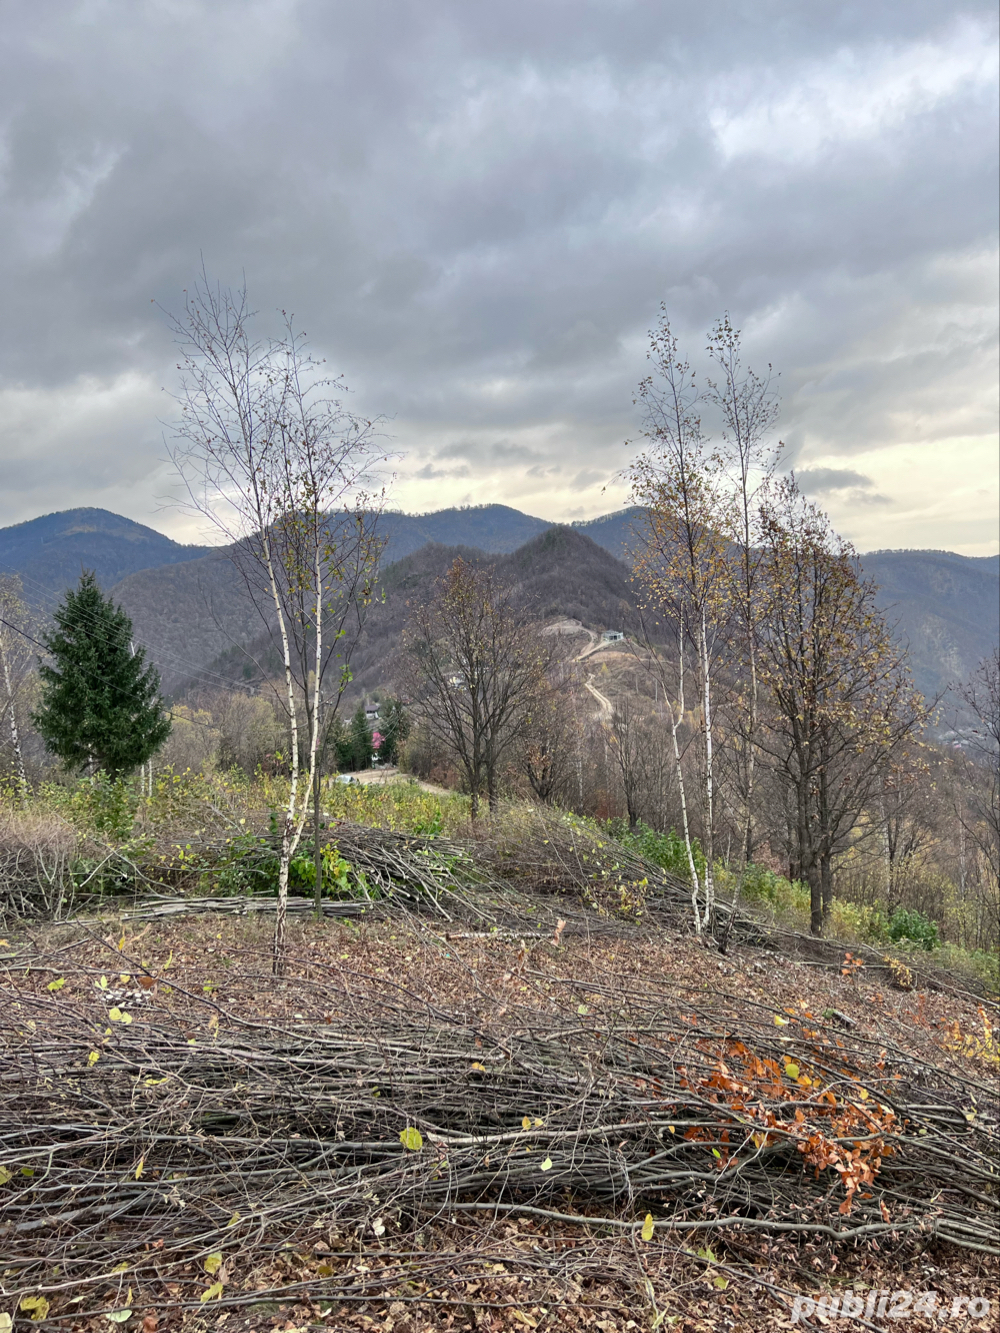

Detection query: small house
xmin=601 ymin=629 xmax=624 ymax=643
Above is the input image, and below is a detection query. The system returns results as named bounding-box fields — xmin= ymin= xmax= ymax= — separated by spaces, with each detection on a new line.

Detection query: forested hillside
xmin=2 ymin=505 xmax=996 ymax=710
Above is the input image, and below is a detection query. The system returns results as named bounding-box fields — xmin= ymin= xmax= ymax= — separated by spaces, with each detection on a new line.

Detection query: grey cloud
xmin=0 ymin=1 xmax=995 ymax=553
xmin=796 ymin=468 xmax=876 ymax=492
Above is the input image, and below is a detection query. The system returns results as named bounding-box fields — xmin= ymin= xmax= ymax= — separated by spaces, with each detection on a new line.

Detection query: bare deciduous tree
xmin=168 ymin=273 xmax=388 ymax=973
xmin=756 ymin=479 xmax=927 ymax=934
xmin=0 ymin=576 xmax=34 ymax=802
xmin=627 ymin=310 xmax=727 ymax=932
xmin=403 ymin=558 xmax=544 ymax=818
xmin=957 ymin=648 xmax=1000 ymax=943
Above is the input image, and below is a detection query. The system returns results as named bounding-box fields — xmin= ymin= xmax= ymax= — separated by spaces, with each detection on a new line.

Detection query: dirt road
xmin=583 ymin=674 xmax=614 ymax=719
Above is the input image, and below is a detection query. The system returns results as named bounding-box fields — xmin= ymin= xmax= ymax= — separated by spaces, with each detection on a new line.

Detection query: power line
xmin=0 ymin=615 xmax=47 ymax=652
xmin=8 ymin=568 xmax=256 ymax=692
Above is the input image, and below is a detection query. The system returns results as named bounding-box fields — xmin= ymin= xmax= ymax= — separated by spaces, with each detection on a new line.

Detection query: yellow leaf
xmin=19 ymin=1296 xmax=50 ymax=1321
xmin=540 ymin=1157 xmax=553 ymax=1171
xmin=120 ymin=973 xmax=130 ymax=984
xmin=713 ymin=1276 xmax=729 ymax=1290
xmin=0 ymin=1312 xmax=12 ymax=1332
xmin=0 ymin=1166 xmax=11 ymax=1185
xmin=119 ymin=1012 xmax=133 ymax=1025
xmin=522 ymin=1116 xmax=532 ymax=1131
xmin=107 ymin=1310 xmax=132 ymax=1323
xmin=470 ymin=1062 xmax=485 ymax=1072
xmin=227 ymin=1211 xmax=241 ymax=1227
xmin=399 ymin=1127 xmax=423 ymax=1151
xmin=784 ymin=1062 xmax=800 ymax=1080
xmin=134 ymin=1158 xmax=144 ymax=1180
xmin=88 ymin=1051 xmax=100 ymax=1067
xmin=859 ymin=1088 xmax=869 ymax=1100
xmin=204 ymin=1252 xmax=223 ymax=1275
xmin=668 ymin=1125 xmax=675 ymax=1134
xmin=577 ymin=1004 xmax=590 ymax=1015
xmin=200 ymin=1281 xmax=224 ymax=1302
xmin=773 ymin=1015 xmax=789 ymax=1026
xmin=96 ymin=975 xmax=108 ymax=990
xmin=47 ymin=977 xmax=65 ymax=992
xmin=641 ymin=1213 xmax=654 ymax=1241
xmin=108 ymin=1008 xmax=123 ymax=1021
xmin=533 ymin=1118 xmax=544 ymax=1127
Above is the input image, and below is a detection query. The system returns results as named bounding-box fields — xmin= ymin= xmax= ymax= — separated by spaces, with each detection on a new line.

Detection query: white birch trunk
xmin=700 ymin=607 xmax=715 ymax=928
xmin=667 ymin=623 xmax=702 ymax=934
xmin=0 ymin=640 xmax=28 ymax=803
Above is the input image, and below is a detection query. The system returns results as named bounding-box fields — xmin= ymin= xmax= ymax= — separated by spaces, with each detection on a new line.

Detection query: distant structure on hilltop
xmin=601 ymin=629 xmax=624 ymax=643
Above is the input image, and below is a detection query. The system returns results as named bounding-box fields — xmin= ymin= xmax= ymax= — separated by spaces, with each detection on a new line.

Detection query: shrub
xmin=605 ymin=821 xmax=705 ymax=881
xmin=887 ymin=906 xmax=940 ymax=951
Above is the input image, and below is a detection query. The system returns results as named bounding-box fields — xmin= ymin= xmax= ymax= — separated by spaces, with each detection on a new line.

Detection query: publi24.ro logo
xmin=791 ymin=1291 xmax=992 ymax=1322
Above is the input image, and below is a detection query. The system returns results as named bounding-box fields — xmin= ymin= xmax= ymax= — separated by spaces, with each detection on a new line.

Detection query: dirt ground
xmin=2 ymin=910 xmax=997 ymax=1332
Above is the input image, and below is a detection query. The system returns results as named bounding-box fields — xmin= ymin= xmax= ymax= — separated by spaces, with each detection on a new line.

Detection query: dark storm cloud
xmin=0 ymin=0 xmax=996 ymax=550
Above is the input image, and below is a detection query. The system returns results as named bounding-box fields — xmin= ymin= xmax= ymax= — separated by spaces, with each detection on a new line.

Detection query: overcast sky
xmin=1 ymin=0 xmax=997 ymax=554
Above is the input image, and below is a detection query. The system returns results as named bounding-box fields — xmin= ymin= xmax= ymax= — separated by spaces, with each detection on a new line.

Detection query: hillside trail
xmin=583 ymin=674 xmax=614 ymax=719
xmin=553 ymin=621 xmax=617 ymax=716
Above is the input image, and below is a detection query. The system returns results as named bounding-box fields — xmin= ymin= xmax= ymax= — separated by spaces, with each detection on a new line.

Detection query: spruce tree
xmin=33 ymin=571 xmax=171 ymax=779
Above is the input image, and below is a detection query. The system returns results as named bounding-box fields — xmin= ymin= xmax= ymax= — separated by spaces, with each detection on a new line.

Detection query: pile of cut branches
xmin=1 ymin=931 xmax=996 ymax=1324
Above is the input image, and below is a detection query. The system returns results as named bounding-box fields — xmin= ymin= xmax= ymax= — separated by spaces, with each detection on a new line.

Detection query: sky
xmin=0 ymin=0 xmax=997 ymax=555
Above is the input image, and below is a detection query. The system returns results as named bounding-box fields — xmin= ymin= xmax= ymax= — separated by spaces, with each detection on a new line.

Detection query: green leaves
xmin=540 ymin=1157 xmax=553 ymax=1172
xmin=204 ymin=1252 xmax=223 ymax=1275
xmin=399 ymin=1127 xmax=423 ymax=1152
xmin=641 ymin=1213 xmax=655 ymax=1241
xmin=200 ymin=1282 xmax=224 ymax=1303
xmin=46 ymin=977 xmax=65 ymax=992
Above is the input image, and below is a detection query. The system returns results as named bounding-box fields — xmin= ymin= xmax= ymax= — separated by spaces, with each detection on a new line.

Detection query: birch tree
xmin=627 ymin=311 xmax=726 ymax=932
xmin=0 ymin=575 xmax=31 ymax=802
xmin=168 ymin=275 xmax=388 ymax=973
xmin=704 ymin=314 xmax=781 ymax=946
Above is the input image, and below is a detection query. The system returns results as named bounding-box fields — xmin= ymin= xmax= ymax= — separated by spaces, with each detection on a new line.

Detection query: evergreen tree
xmin=33 ymin=571 xmax=171 ymax=779
xmin=377 ymin=697 xmax=409 ymax=765
xmin=349 ymin=704 xmax=373 ymax=771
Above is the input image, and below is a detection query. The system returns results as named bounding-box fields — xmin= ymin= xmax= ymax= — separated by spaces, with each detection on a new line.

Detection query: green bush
xmin=935 ymin=943 xmax=1000 ymax=996
xmin=605 ymin=821 xmax=705 ymax=880
xmin=887 ymin=906 xmax=940 ymax=951
xmin=718 ymin=861 xmax=811 ymax=917
xmin=827 ymin=899 xmax=889 ymax=944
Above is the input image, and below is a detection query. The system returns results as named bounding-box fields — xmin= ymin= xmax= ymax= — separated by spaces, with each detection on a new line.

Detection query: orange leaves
xmin=688 ymin=1037 xmax=897 ymax=1213
xmin=841 ymin=952 xmax=865 ymax=977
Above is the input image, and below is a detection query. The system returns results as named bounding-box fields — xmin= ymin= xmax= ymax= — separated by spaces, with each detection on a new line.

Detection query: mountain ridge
xmin=1 ymin=505 xmax=995 ymax=709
